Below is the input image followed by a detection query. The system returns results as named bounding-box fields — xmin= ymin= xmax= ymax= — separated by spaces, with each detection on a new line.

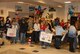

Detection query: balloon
xmin=35 ymin=9 xmax=40 ymax=15
xmin=68 ymin=5 xmax=75 ymax=16
xmin=68 ymin=8 xmax=74 ymax=16
xmin=38 ymin=5 xmax=41 ymax=11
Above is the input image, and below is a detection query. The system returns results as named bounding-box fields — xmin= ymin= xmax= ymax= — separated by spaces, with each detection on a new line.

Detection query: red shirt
xmin=60 ymin=22 xmax=64 ymax=27
xmin=40 ymin=25 xmax=46 ymax=31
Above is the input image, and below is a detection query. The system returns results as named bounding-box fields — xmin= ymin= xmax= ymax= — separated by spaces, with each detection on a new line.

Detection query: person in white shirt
xmin=33 ymin=19 xmax=40 ymax=43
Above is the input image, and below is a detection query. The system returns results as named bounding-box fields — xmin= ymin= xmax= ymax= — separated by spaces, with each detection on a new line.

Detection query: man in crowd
xmin=19 ymin=18 xmax=28 ymax=44
xmin=33 ymin=19 xmax=40 ymax=44
xmin=68 ymin=25 xmax=77 ymax=52
xmin=55 ymin=23 xmax=65 ymax=49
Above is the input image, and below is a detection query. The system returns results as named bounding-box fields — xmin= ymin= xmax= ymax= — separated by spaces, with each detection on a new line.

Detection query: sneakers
xmin=69 ymin=50 xmax=75 ymax=52
xmin=42 ymin=45 xmax=47 ymax=49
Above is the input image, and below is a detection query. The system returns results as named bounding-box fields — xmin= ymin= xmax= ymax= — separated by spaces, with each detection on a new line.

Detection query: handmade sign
xmin=78 ymin=31 xmax=80 ymax=35
xmin=40 ymin=31 xmax=53 ymax=43
xmin=7 ymin=28 xmax=16 ymax=37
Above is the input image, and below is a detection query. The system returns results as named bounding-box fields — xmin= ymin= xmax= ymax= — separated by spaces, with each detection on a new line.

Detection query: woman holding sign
xmin=11 ymin=18 xmax=19 ymax=44
xmin=4 ymin=17 xmax=12 ymax=40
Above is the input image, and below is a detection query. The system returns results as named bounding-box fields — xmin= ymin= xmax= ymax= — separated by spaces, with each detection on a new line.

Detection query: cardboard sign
xmin=7 ymin=28 xmax=16 ymax=37
xmin=78 ymin=31 xmax=80 ymax=35
xmin=40 ymin=31 xmax=53 ymax=43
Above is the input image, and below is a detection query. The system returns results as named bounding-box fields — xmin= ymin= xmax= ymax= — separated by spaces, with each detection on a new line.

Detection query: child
xmin=40 ymin=21 xmax=52 ymax=49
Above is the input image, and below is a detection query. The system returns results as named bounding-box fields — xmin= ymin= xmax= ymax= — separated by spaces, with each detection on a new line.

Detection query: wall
xmin=64 ymin=2 xmax=80 ymax=22
xmin=56 ymin=7 xmax=65 ymax=21
xmin=1 ymin=2 xmax=80 ymax=23
xmin=0 ymin=2 xmax=65 ymax=22
xmin=41 ymin=6 xmax=65 ymax=21
xmin=0 ymin=3 xmax=9 ymax=21
xmin=42 ymin=8 xmax=56 ymax=20
xmin=0 ymin=2 xmax=29 ymax=22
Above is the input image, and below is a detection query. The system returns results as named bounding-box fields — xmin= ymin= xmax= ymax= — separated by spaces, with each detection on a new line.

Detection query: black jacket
xmin=19 ymin=19 xmax=28 ymax=33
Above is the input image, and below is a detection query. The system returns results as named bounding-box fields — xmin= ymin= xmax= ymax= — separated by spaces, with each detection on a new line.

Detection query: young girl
xmin=40 ymin=21 xmax=49 ymax=49
xmin=40 ymin=21 xmax=46 ymax=31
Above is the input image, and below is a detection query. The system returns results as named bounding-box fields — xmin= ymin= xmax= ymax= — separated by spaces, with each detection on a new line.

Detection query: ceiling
xmin=52 ymin=0 xmax=80 ymax=3
xmin=0 ymin=0 xmax=80 ymax=8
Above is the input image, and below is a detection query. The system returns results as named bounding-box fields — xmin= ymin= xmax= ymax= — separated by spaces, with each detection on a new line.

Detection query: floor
xmin=0 ymin=44 xmax=80 ymax=54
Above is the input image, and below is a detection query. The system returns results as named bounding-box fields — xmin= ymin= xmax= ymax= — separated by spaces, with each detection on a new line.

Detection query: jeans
xmin=73 ymin=37 xmax=77 ymax=50
xmin=12 ymin=37 xmax=16 ymax=43
xmin=78 ymin=35 xmax=80 ymax=46
xmin=68 ymin=37 xmax=75 ymax=52
xmin=54 ymin=36 xmax=62 ymax=49
xmin=12 ymin=30 xmax=19 ymax=43
xmin=20 ymin=33 xmax=26 ymax=44
xmin=15 ymin=30 xmax=19 ymax=42
xmin=41 ymin=41 xmax=49 ymax=47
xmin=34 ymin=31 xmax=40 ymax=43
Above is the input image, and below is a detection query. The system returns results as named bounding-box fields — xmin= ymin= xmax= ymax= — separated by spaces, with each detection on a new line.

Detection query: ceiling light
xmin=58 ymin=5 xmax=62 ymax=8
xmin=64 ymin=1 xmax=71 ymax=3
xmin=38 ymin=1 xmax=45 ymax=4
xmin=17 ymin=2 xmax=24 ymax=4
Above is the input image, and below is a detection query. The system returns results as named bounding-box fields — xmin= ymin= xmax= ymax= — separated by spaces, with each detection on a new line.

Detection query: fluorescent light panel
xmin=17 ymin=2 xmax=24 ymax=4
xmin=64 ymin=1 xmax=71 ymax=3
xmin=38 ymin=0 xmax=45 ymax=4
xmin=58 ymin=5 xmax=62 ymax=8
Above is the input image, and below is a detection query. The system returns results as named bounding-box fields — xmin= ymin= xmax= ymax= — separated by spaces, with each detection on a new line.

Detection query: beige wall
xmin=0 ymin=2 xmax=29 ymax=22
xmin=0 ymin=2 xmax=65 ymax=22
xmin=64 ymin=2 xmax=80 ymax=22
xmin=56 ymin=7 xmax=65 ymax=21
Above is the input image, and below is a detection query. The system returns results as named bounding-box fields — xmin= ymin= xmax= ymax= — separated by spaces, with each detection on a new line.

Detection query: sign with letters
xmin=40 ymin=31 xmax=53 ymax=43
xmin=7 ymin=28 xmax=16 ymax=37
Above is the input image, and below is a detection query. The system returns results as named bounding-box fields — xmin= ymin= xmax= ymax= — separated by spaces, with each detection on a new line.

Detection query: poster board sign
xmin=61 ymin=34 xmax=66 ymax=41
xmin=78 ymin=31 xmax=80 ymax=35
xmin=7 ymin=28 xmax=16 ymax=37
xmin=40 ymin=31 xmax=53 ymax=43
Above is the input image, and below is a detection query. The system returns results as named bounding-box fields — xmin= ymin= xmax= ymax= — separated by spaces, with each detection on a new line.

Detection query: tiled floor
xmin=0 ymin=44 xmax=80 ymax=54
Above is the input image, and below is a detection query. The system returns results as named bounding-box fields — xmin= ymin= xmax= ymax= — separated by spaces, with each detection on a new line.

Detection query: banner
xmin=40 ymin=31 xmax=53 ymax=43
xmin=7 ymin=28 xmax=16 ymax=37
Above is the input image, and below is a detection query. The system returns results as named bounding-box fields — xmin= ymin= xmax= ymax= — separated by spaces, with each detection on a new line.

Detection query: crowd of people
xmin=0 ymin=16 xmax=80 ymax=52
